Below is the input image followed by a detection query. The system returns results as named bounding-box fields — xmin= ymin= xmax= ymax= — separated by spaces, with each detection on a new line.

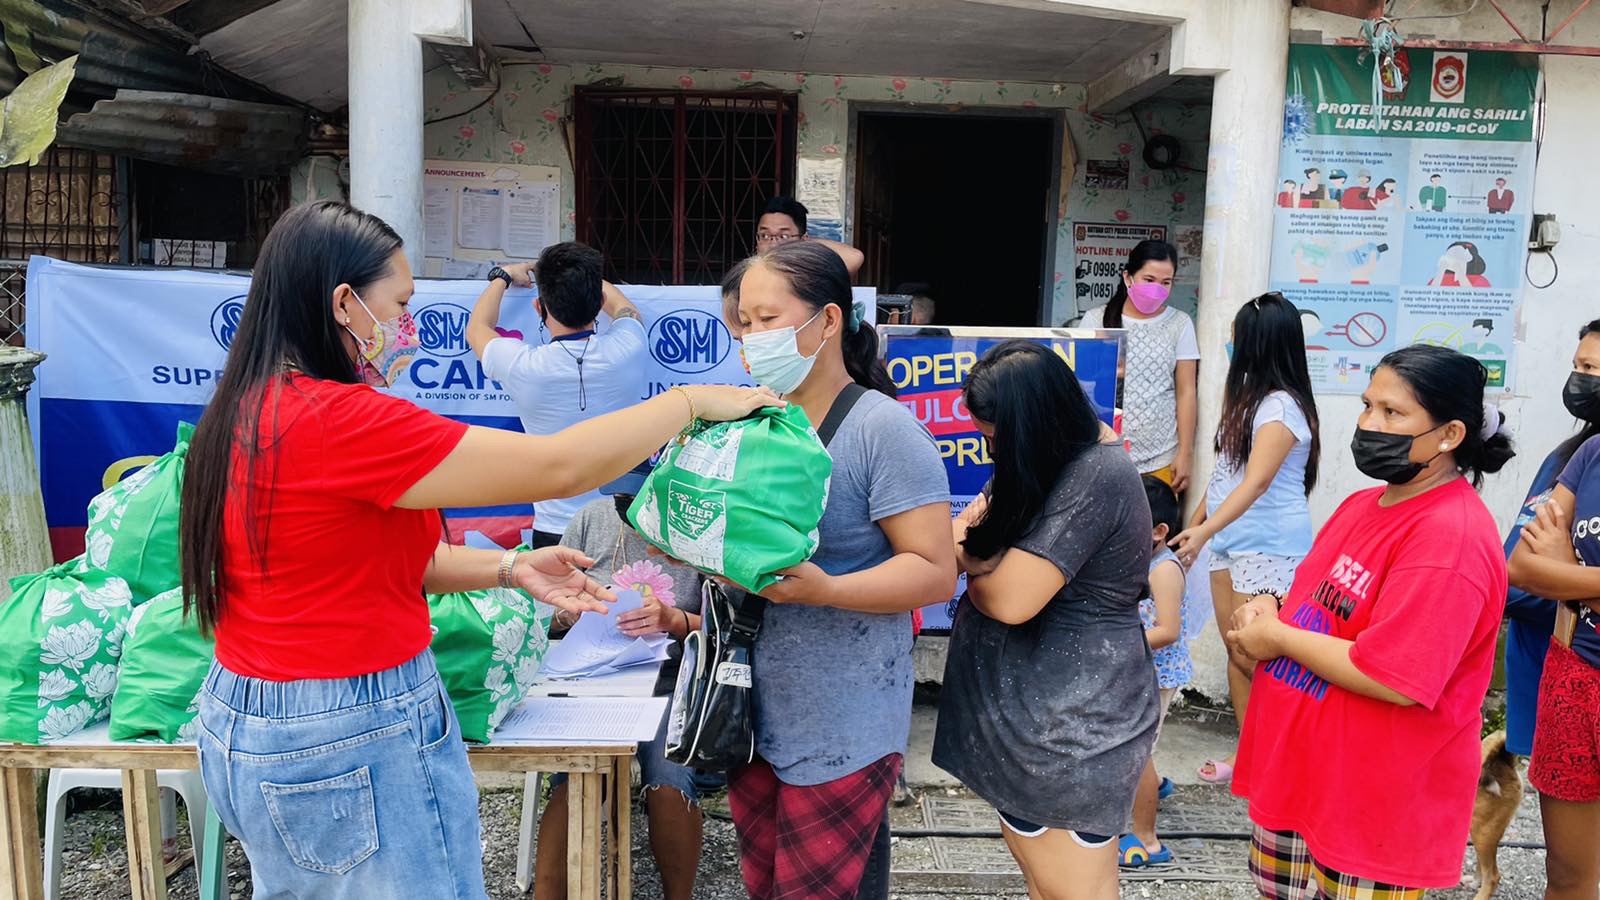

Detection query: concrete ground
xmin=54 ymin=702 xmax=1550 ymax=899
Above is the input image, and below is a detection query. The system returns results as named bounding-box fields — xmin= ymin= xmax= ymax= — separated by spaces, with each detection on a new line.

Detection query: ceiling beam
xmin=1086 ymin=32 xmax=1177 ymax=112
xmin=954 ymin=0 xmax=1189 ymax=25
xmin=168 ymin=0 xmax=282 ymax=37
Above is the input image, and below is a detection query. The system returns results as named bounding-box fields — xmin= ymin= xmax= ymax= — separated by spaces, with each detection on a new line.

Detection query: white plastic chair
xmin=44 ymin=767 xmax=208 ymax=900
xmin=515 ymin=771 xmax=544 ymax=894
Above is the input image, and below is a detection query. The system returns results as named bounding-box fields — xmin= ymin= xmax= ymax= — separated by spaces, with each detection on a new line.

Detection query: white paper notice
xmin=424 ymin=185 xmax=456 ymax=258
xmin=538 ymin=590 xmax=673 ymax=678
xmin=796 ymin=158 xmax=845 ymax=221
xmin=493 ymin=696 xmax=669 ymax=744
xmin=457 ymin=186 xmax=505 ymax=250
xmin=503 ymin=184 xmax=559 ymax=258
xmin=440 ymin=259 xmax=491 ymax=279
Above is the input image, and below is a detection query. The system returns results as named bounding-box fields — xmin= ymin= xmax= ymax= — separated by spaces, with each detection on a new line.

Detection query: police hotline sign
xmin=26 ymin=258 xmax=859 ymax=559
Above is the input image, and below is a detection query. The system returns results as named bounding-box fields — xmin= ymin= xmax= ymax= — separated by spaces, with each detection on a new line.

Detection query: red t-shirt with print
xmin=1232 ymin=478 xmax=1505 ymax=888
xmin=214 ymin=374 xmax=469 ymax=681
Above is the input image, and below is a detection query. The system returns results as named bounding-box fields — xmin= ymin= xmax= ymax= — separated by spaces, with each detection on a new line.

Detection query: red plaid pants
xmin=728 ymin=754 xmax=901 ymax=900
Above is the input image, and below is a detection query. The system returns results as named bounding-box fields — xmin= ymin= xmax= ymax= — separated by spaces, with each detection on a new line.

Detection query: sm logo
xmin=650 ymin=309 xmax=730 ymax=374
xmin=210 ymin=295 xmax=247 ymax=351
xmin=416 ymin=303 xmax=472 ymax=358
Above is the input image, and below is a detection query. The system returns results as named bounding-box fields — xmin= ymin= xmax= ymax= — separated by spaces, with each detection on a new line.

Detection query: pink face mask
xmin=1126 ymin=280 xmax=1171 ymax=315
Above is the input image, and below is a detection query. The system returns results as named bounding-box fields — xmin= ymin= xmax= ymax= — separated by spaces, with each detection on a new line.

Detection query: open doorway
xmin=852 ymin=109 xmax=1058 ymax=326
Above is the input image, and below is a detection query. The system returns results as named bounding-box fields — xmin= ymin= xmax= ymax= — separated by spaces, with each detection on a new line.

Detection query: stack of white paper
xmin=538 ymin=589 xmax=673 ymax=679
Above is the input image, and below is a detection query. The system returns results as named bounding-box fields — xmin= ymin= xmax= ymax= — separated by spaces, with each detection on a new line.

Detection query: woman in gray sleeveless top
xmin=935 ymin=340 xmax=1158 ymax=900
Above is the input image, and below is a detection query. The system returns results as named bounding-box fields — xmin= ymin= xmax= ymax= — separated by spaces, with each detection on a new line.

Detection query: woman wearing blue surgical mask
xmin=726 ymin=241 xmax=955 ymax=900
xmin=177 ymin=201 xmax=778 ymax=899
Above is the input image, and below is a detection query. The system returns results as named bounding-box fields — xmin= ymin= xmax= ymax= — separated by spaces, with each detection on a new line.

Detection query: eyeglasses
xmin=756 ymin=232 xmax=800 ymax=245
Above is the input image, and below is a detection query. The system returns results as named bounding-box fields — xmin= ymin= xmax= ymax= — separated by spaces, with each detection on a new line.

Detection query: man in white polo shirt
xmin=467 ymin=242 xmax=647 ymax=548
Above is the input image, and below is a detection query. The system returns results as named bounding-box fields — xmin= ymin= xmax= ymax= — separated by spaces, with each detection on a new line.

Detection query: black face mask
xmin=1350 ymin=423 xmax=1445 ymax=485
xmin=613 ymin=495 xmax=635 ymax=523
xmin=1564 ymin=371 xmax=1600 ymax=423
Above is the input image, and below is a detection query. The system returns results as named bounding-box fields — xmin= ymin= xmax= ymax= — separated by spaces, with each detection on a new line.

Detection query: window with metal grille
xmin=0 ymin=147 xmax=128 ymax=345
xmin=575 ymin=88 xmax=797 ymax=285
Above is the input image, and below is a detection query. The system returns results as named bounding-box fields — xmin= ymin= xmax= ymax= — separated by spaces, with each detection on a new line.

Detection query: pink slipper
xmin=1197 ymin=759 xmax=1234 ymax=784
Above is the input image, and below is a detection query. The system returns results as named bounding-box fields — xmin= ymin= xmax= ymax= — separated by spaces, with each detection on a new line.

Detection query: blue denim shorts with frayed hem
xmin=197 ymin=650 xmax=487 ymax=900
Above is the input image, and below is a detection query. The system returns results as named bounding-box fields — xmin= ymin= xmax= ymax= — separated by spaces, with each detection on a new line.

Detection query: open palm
xmin=513 ymin=546 xmax=615 ymax=614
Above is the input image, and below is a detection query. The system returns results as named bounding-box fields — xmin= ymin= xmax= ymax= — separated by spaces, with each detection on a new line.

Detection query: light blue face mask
xmin=741 ymin=311 xmax=826 ymax=396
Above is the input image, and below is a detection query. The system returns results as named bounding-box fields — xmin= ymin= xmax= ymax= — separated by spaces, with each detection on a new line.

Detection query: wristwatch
xmin=486 ymin=266 xmax=513 ymax=287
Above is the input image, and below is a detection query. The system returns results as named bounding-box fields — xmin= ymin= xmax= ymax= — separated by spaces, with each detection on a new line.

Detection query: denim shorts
xmin=196 ymin=650 xmax=487 ymax=900
xmin=549 ymin=711 xmax=703 ymax=802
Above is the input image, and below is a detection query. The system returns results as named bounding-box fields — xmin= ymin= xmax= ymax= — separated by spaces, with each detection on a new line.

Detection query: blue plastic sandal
xmin=1118 ymin=834 xmax=1174 ymax=868
xmin=1157 ymin=776 xmax=1175 ymax=801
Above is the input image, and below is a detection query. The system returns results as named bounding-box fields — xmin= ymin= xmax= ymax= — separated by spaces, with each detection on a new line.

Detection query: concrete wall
xmin=1186 ymin=2 xmax=1600 ymax=708
xmin=415 ymin=61 xmax=1210 ymax=323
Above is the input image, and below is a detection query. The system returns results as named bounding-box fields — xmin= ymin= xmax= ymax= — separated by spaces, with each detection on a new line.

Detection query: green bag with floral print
xmin=0 ymin=558 xmax=133 ymax=744
xmin=109 ymin=588 xmax=214 ymax=743
xmin=427 ymin=582 xmax=553 ymax=743
xmin=82 ymin=422 xmax=192 ymax=605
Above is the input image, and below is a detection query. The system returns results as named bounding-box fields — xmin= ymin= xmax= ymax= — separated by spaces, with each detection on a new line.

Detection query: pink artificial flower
xmin=509 ymin=139 xmax=527 ymax=155
xmin=459 ymin=125 xmax=475 ymax=140
xmin=891 ymin=77 xmax=908 ymax=92
xmin=542 ymin=108 xmax=559 ymax=122
xmin=1114 ymin=209 xmax=1131 ymax=222
xmin=679 ymin=74 xmax=695 ymax=89
xmin=538 ymin=64 xmax=553 ymax=75
xmin=614 ymin=560 xmax=677 ymax=607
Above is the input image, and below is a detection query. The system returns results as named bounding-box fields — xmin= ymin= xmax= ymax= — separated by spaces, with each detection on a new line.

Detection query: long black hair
xmin=180 ymin=201 xmax=404 ymax=634
xmin=1554 ymin=318 xmax=1600 ymax=470
xmin=1102 ymin=239 xmax=1178 ymax=328
xmin=1215 ymin=292 xmax=1322 ymax=495
xmin=1446 ymin=241 xmax=1487 ymax=277
xmin=1376 ymin=344 xmax=1515 ymax=487
xmin=752 ymin=241 xmax=896 ymax=397
xmin=961 ymin=341 xmax=1102 ymax=560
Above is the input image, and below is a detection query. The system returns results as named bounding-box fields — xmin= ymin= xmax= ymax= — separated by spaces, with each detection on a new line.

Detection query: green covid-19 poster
xmin=1273 ymin=44 xmax=1538 ymax=393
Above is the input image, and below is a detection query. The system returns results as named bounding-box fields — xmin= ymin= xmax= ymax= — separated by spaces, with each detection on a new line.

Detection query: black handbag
xmin=662 ymin=384 xmax=867 ymax=770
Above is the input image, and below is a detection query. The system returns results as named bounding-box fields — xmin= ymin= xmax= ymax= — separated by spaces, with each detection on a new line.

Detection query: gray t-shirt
xmin=933 ymin=442 xmax=1158 ymax=836
xmin=754 ymin=389 xmax=951 ymax=786
xmin=560 ymin=499 xmax=701 ymax=613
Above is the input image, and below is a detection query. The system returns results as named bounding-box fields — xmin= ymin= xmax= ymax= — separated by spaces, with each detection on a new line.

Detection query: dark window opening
xmin=575 ymin=88 xmax=797 ymax=284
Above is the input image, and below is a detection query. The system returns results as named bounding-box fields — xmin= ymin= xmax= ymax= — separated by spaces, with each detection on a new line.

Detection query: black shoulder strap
xmin=734 ymin=383 xmax=870 ymax=636
xmin=816 ymin=383 xmax=869 ymax=448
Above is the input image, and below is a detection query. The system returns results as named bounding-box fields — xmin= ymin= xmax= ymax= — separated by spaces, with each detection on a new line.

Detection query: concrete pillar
xmin=0 ymin=348 xmax=51 ymax=601
xmin=348 ymin=0 xmax=425 ymax=270
xmin=1188 ymin=0 xmax=1291 ymax=703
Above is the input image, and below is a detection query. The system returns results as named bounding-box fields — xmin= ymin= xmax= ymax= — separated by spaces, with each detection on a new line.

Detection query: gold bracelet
xmin=497 ymin=549 xmax=520 ymax=590
xmin=670 ymin=385 xmax=698 ymax=423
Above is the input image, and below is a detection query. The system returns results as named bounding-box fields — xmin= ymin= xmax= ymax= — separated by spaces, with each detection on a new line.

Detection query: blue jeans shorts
xmin=196 ymin=650 xmax=486 ymax=900
xmin=549 ymin=712 xmax=710 ymax=802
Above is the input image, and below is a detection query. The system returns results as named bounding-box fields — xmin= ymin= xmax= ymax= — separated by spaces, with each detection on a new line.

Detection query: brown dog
xmin=1471 ymin=730 xmax=1523 ymax=900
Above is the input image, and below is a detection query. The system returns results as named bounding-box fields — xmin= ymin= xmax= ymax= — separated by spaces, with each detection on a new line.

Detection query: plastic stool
xmin=43 ymin=767 xmax=214 ymax=900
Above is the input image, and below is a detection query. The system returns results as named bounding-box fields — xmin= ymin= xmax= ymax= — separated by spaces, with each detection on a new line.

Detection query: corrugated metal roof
xmin=1 ymin=0 xmax=284 ymax=104
xmin=56 ymin=90 xmax=306 ymax=176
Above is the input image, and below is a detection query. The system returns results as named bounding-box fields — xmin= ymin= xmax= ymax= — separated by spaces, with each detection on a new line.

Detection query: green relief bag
xmin=428 ymin=582 xmax=553 ymax=743
xmin=83 ymin=422 xmax=193 ymax=604
xmin=0 ymin=559 xmax=133 ymax=743
xmin=109 ymin=588 xmax=214 ymax=743
xmin=628 ymin=405 xmax=832 ymax=594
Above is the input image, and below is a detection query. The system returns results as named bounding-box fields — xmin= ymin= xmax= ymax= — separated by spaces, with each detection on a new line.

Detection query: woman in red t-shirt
xmin=177 ymin=201 xmax=777 ymax=899
xmin=1225 ymin=344 xmax=1513 ymax=898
